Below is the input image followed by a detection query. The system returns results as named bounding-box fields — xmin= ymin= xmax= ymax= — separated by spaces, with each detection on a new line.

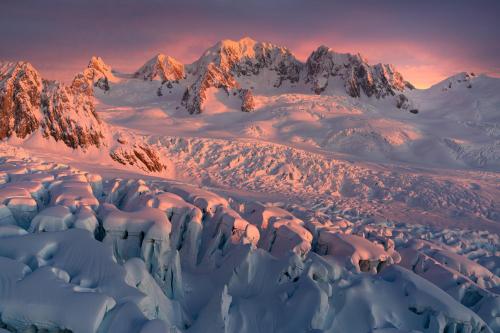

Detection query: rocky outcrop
xmin=134 ymin=53 xmax=185 ymax=83
xmin=238 ymin=88 xmax=255 ymax=112
xmin=182 ymin=63 xmax=238 ymax=114
xmin=0 ymin=61 xmax=105 ymax=149
xmin=0 ymin=62 xmax=43 ymax=140
xmin=110 ymin=144 xmax=166 ymax=173
xmin=306 ymin=46 xmax=414 ymax=98
xmin=41 ymin=80 xmax=104 ymax=148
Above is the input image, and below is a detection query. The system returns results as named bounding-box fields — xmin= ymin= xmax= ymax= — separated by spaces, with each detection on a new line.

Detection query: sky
xmin=1 ymin=0 xmax=499 ymax=88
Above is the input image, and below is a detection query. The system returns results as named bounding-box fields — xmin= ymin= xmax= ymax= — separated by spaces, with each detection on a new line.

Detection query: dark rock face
xmin=0 ymin=61 xmax=105 ymax=149
xmin=0 ymin=62 xmax=43 ymax=140
xmin=110 ymin=144 xmax=166 ymax=172
xmin=396 ymin=94 xmax=410 ymax=109
xmin=306 ymin=45 xmax=414 ymax=101
xmin=41 ymin=81 xmax=104 ymax=148
xmin=238 ymin=88 xmax=255 ymax=112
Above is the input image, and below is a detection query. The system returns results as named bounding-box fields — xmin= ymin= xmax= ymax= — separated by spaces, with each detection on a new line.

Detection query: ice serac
xmin=0 ymin=61 xmax=106 ymax=149
xmin=399 ymin=239 xmax=500 ymax=330
xmin=182 ymin=37 xmax=300 ymax=114
xmin=305 ymin=45 xmax=414 ymax=108
xmin=134 ymin=53 xmax=185 ymax=84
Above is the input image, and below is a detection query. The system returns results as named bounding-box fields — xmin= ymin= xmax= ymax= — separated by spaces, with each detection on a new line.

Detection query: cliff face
xmin=0 ymin=61 xmax=105 ymax=149
xmin=305 ymin=45 xmax=414 ymax=98
xmin=41 ymin=80 xmax=104 ymax=148
xmin=0 ymin=61 xmax=43 ymax=140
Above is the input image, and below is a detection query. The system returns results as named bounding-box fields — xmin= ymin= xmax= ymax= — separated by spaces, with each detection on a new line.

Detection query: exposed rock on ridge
xmin=72 ymin=56 xmax=116 ymax=94
xmin=0 ymin=61 xmax=43 ymax=140
xmin=305 ymin=45 xmax=414 ymax=98
xmin=134 ymin=53 xmax=185 ymax=83
xmin=0 ymin=61 xmax=105 ymax=148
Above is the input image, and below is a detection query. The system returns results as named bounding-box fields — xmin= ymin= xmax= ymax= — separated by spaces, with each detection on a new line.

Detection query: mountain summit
xmin=181 ymin=37 xmax=303 ymax=114
xmin=71 ymin=56 xmax=116 ymax=94
xmin=305 ymin=45 xmax=414 ymax=97
xmin=134 ymin=53 xmax=185 ymax=82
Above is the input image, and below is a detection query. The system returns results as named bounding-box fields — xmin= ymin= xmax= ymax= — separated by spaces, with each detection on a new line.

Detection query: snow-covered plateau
xmin=0 ymin=37 xmax=498 ymax=332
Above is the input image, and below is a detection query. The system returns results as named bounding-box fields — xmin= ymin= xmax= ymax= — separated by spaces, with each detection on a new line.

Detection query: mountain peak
xmin=215 ymin=37 xmax=264 ymax=53
xmin=0 ymin=60 xmax=43 ymax=140
xmin=87 ymin=56 xmax=113 ymax=76
xmin=306 ymin=45 xmax=412 ymax=98
xmin=134 ymin=53 xmax=185 ymax=82
xmin=193 ymin=37 xmax=298 ymax=71
xmin=0 ymin=61 xmax=40 ymax=80
xmin=184 ymin=38 xmax=301 ymax=114
xmin=238 ymin=36 xmax=257 ymax=44
xmin=71 ymin=56 xmax=116 ymax=94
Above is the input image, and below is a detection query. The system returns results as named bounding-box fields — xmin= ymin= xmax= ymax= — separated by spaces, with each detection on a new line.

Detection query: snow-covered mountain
xmin=180 ymin=38 xmax=413 ymax=114
xmin=0 ymin=37 xmax=499 ymax=333
xmin=0 ymin=59 xmax=171 ymax=173
xmin=0 ymin=61 xmax=105 ymax=148
xmin=3 ymin=37 xmax=500 ymax=171
xmin=134 ymin=53 xmax=185 ymax=83
xmin=72 ymin=56 xmax=117 ymax=94
xmin=182 ymin=37 xmax=301 ymax=113
xmin=305 ymin=45 xmax=414 ymax=103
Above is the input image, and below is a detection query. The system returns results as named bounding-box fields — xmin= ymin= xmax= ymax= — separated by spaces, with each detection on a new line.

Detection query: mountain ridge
xmin=1 ymin=37 xmax=498 ymax=166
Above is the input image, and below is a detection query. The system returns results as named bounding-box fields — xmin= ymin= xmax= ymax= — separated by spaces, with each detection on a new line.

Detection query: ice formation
xmin=0 ymin=156 xmax=497 ymax=332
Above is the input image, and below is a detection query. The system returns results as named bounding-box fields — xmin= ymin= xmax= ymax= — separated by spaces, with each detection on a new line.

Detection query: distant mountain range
xmin=0 ymin=37 xmax=497 ymax=167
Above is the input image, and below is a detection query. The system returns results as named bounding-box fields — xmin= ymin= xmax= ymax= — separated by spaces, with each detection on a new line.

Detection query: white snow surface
xmin=0 ymin=38 xmax=499 ymax=332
